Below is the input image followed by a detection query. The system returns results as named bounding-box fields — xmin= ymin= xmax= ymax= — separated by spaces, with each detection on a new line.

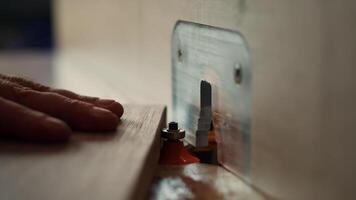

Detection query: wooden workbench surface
xmin=150 ymin=163 xmax=267 ymax=200
xmin=0 ymin=104 xmax=166 ymax=200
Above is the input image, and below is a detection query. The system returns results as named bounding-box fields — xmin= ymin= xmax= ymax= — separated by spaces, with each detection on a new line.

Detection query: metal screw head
xmin=161 ymin=121 xmax=185 ymax=140
xmin=177 ymin=49 xmax=183 ymax=62
xmin=168 ymin=122 xmax=178 ymax=130
xmin=234 ymin=63 xmax=242 ymax=84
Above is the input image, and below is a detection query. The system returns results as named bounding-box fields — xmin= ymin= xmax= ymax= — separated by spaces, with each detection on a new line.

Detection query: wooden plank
xmin=0 ymin=104 xmax=166 ymax=200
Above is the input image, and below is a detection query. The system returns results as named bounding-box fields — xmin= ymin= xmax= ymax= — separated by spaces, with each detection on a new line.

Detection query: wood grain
xmin=0 ymin=104 xmax=166 ymax=200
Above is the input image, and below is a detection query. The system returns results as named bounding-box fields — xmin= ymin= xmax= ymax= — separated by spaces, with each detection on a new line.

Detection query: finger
xmin=0 ymin=97 xmax=71 ymax=142
xmin=51 ymin=89 xmax=124 ymax=118
xmin=0 ymin=74 xmax=124 ymax=118
xmin=0 ymin=80 xmax=119 ymax=132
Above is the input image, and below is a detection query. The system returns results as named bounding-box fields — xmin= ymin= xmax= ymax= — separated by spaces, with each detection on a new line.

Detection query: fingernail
xmin=89 ymin=107 xmax=119 ymax=131
xmin=95 ymin=99 xmax=124 ymax=118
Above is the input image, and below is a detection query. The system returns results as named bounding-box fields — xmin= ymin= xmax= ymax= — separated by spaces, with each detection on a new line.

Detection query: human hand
xmin=0 ymin=74 xmax=124 ymax=142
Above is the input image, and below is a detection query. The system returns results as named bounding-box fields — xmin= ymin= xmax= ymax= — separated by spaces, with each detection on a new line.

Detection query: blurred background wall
xmin=0 ymin=0 xmax=53 ymax=85
xmin=0 ymin=0 xmax=53 ymax=50
xmin=0 ymin=0 xmax=355 ymax=199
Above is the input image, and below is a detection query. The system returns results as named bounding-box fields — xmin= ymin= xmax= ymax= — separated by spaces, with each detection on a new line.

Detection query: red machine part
xmin=159 ymin=140 xmax=199 ymax=165
xmin=159 ymin=122 xmax=200 ymax=165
